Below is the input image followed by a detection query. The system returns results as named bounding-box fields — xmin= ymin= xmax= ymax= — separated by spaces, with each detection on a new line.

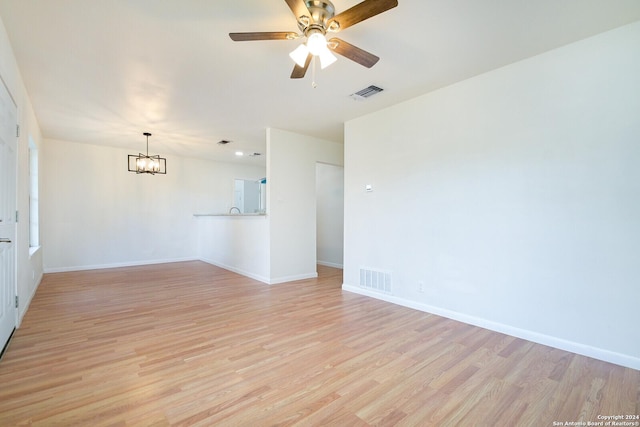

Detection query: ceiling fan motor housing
xmin=298 ymin=0 xmax=336 ymax=34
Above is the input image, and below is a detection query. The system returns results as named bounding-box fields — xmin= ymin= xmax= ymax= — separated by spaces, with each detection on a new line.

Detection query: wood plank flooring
xmin=0 ymin=261 xmax=638 ymax=426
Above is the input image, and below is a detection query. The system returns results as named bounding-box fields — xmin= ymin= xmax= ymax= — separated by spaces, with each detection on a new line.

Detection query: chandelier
xmin=127 ymin=132 xmax=166 ymax=175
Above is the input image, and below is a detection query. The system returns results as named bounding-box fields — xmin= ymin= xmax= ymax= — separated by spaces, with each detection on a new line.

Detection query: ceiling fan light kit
xmin=230 ymin=0 xmax=398 ymax=79
xmin=289 ymin=32 xmax=337 ymax=69
xmin=289 ymin=44 xmax=310 ymax=67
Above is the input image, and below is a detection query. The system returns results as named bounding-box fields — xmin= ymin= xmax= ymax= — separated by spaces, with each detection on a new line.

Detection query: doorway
xmin=316 ymin=162 xmax=344 ymax=269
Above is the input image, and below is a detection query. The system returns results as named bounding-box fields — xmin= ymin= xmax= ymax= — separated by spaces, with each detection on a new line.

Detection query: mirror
xmin=233 ymin=178 xmax=266 ymax=214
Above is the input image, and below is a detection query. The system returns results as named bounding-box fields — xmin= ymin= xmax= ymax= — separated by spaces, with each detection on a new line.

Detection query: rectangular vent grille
xmin=350 ymin=85 xmax=383 ymax=100
xmin=359 ymin=267 xmax=392 ymax=294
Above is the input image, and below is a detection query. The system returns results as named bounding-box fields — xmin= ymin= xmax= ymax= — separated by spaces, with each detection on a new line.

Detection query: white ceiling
xmin=1 ymin=1 xmax=639 ymax=166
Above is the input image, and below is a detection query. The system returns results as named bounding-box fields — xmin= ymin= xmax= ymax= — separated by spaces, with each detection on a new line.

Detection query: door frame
xmin=0 ymin=73 xmax=18 ymax=356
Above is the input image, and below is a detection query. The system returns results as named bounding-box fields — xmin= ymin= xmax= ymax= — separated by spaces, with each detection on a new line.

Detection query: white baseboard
xmin=268 ymin=272 xmax=318 ymax=285
xmin=198 ymin=258 xmax=270 ymax=284
xmin=342 ymin=284 xmax=640 ymax=371
xmin=43 ymin=257 xmax=198 ymax=274
xmin=317 ymin=260 xmax=344 ymax=269
xmin=199 ymin=258 xmax=318 ymax=285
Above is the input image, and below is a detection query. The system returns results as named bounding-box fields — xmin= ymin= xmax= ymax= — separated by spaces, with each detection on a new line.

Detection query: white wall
xmin=343 ymin=22 xmax=640 ymax=369
xmin=316 ymin=163 xmax=344 ymax=268
xmin=192 ymin=158 xmax=268 ymax=283
xmin=196 ymin=215 xmax=269 ymax=282
xmin=0 ymin=17 xmax=43 ymax=324
xmin=267 ymin=128 xmax=343 ymax=283
xmin=42 ymin=138 xmax=265 ymax=272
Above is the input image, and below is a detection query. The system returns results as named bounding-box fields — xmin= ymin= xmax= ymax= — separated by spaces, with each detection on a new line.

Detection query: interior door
xmin=0 ymin=78 xmax=17 ymax=351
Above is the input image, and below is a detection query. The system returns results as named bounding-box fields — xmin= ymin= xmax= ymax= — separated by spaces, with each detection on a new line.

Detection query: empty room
xmin=0 ymin=1 xmax=639 ymax=425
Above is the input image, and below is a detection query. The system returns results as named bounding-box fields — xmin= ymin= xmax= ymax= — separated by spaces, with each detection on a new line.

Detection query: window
xmin=29 ymin=137 xmax=39 ymax=250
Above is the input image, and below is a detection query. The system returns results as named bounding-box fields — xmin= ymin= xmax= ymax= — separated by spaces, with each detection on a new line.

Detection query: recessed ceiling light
xmin=235 ymin=151 xmax=244 ymax=156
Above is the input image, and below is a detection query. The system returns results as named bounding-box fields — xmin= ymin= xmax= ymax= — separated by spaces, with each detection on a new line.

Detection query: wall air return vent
xmin=359 ymin=267 xmax=392 ymax=294
xmin=350 ymin=85 xmax=383 ymax=101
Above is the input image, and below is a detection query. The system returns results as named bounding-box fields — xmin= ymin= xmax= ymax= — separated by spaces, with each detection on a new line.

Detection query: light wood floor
xmin=0 ymin=262 xmax=637 ymax=426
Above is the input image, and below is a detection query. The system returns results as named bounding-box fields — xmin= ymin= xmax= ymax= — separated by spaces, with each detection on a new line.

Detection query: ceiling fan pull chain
xmin=312 ymin=56 xmax=318 ymax=88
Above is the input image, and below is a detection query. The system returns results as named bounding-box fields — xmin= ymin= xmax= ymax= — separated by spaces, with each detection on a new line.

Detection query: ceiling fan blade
xmin=290 ymin=54 xmax=312 ymax=79
xmin=328 ymin=0 xmax=398 ymax=31
xmin=328 ymin=38 xmax=379 ymax=68
xmin=284 ymin=0 xmax=311 ymax=21
xmin=229 ymin=32 xmax=297 ymax=41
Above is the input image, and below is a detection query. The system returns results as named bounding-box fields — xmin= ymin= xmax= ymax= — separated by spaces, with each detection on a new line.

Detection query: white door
xmin=0 ymin=78 xmax=17 ymax=351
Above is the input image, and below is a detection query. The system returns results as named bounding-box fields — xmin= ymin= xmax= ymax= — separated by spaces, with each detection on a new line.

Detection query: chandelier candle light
xmin=128 ymin=132 xmax=166 ymax=175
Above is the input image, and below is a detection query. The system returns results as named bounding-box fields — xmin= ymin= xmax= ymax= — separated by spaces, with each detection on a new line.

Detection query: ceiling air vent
xmin=350 ymin=85 xmax=383 ymax=101
xmin=217 ymin=139 xmax=232 ymax=145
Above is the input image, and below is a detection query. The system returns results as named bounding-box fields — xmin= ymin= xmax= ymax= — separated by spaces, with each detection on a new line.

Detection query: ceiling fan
xmin=229 ymin=0 xmax=398 ymax=79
